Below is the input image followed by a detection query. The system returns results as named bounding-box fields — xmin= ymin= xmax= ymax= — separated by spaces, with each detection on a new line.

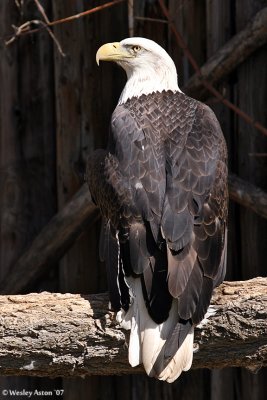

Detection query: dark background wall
xmin=0 ymin=1 xmax=266 ymax=399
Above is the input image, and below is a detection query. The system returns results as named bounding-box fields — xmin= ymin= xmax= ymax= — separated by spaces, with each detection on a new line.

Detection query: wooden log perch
xmin=184 ymin=7 xmax=267 ymax=100
xmin=0 ymin=277 xmax=266 ymax=377
xmin=1 ymin=176 xmax=266 ymax=295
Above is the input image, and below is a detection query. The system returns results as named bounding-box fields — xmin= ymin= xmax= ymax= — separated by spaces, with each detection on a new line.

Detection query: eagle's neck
xmin=118 ymin=62 xmax=181 ymax=105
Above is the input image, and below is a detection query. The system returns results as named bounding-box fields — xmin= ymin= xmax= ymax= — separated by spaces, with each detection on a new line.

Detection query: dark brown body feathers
xmin=87 ymin=90 xmax=228 ymax=367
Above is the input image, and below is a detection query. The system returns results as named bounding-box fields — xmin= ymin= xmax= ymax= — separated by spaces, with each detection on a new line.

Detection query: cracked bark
xmin=0 ymin=277 xmax=266 ymax=377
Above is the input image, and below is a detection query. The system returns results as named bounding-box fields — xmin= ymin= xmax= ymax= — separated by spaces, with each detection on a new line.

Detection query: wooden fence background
xmin=0 ymin=0 xmax=266 ymax=399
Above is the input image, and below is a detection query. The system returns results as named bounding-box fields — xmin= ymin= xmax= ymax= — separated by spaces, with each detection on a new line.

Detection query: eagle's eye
xmin=132 ymin=45 xmax=141 ymax=53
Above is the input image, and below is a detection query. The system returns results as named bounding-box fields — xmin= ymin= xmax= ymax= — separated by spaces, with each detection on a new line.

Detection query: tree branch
xmin=5 ymin=0 xmax=126 ymax=45
xmin=0 ymin=277 xmax=266 ymax=377
xmin=184 ymin=7 xmax=267 ymax=100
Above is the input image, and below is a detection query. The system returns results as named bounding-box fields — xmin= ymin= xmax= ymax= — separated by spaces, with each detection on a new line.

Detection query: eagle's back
xmin=86 ymin=90 xmax=228 ymax=381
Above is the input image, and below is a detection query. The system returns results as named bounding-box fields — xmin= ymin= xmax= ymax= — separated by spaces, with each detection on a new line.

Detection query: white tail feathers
xmin=119 ymin=278 xmax=194 ymax=383
xmin=157 ymin=328 xmax=194 ymax=383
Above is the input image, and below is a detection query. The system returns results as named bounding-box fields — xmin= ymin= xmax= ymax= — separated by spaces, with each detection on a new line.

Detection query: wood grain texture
xmin=52 ymin=0 xmax=127 ymax=294
xmin=0 ymin=278 xmax=266 ymax=377
xmin=235 ymin=0 xmax=267 ymax=280
xmin=169 ymin=0 xmax=207 ymax=86
xmin=234 ymin=3 xmax=267 ymax=398
xmin=0 ymin=0 xmax=59 ymax=394
xmin=0 ymin=1 xmax=56 ymax=279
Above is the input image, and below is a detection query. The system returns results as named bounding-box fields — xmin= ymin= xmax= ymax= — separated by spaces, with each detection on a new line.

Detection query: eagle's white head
xmin=96 ymin=37 xmax=180 ymax=104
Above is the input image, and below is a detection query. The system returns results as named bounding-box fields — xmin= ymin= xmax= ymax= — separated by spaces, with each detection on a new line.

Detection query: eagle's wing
xmin=108 ymin=100 xmax=174 ymax=324
xmin=86 ymin=112 xmax=172 ymax=323
xmin=161 ymin=94 xmax=228 ymax=325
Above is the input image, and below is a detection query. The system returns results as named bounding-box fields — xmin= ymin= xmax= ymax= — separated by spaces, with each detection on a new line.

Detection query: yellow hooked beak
xmin=96 ymin=42 xmax=133 ymax=65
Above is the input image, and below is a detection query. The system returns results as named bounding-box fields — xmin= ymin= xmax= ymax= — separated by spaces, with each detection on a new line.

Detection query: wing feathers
xmin=129 ymin=222 xmax=150 ymax=274
xmin=158 ymin=327 xmax=194 ymax=383
xmin=87 ymin=90 xmax=228 ymax=382
xmin=167 ymin=245 xmax=197 ymax=298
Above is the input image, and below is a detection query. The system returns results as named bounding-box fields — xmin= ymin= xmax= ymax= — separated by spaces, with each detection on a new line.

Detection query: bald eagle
xmin=87 ymin=37 xmax=228 ymax=382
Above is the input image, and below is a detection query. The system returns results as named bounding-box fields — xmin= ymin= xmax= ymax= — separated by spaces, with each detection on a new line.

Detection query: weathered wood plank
xmin=0 ymin=278 xmax=266 ymax=377
xmin=0 ymin=0 xmax=59 ymax=394
xmin=0 ymin=1 xmax=57 ymax=281
xmin=235 ymin=0 xmax=267 ymax=279
xmin=235 ymin=2 xmax=267 ymax=399
xmin=53 ymin=0 xmax=99 ymax=295
xmin=169 ymin=0 xmax=207 ymax=87
xmin=52 ymin=0 xmax=127 ymax=294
